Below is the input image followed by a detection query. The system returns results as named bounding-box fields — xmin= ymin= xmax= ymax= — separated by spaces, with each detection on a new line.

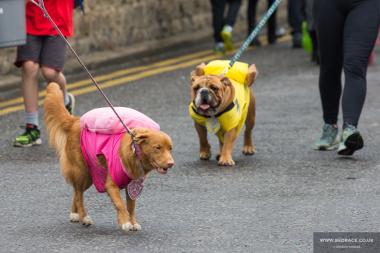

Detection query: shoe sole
xmin=338 ymin=133 xmax=364 ymax=156
xmin=314 ymin=139 xmax=339 ymax=151
xmin=67 ymin=93 xmax=76 ymax=115
xmin=13 ymin=138 xmax=42 ymax=148
xmin=221 ymin=32 xmax=234 ymax=51
xmin=314 ymin=144 xmax=338 ymax=151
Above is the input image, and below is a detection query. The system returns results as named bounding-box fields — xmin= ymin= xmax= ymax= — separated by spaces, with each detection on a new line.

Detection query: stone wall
xmin=0 ymin=0 xmax=288 ymax=76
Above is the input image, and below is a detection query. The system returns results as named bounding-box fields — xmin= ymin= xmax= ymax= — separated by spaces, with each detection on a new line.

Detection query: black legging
xmin=314 ymin=0 xmax=380 ymax=127
xmin=210 ymin=0 xmax=242 ymax=43
xmin=247 ymin=0 xmax=277 ymax=42
xmin=288 ymin=0 xmax=304 ymax=35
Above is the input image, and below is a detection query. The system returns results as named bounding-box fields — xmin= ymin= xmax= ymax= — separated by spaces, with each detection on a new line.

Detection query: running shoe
xmin=221 ymin=25 xmax=234 ymax=51
xmin=337 ymin=124 xmax=364 ymax=156
xmin=213 ymin=42 xmax=225 ymax=55
xmin=314 ymin=124 xmax=339 ymax=150
xmin=13 ymin=124 xmax=42 ymax=147
xmin=65 ymin=92 xmax=75 ymax=115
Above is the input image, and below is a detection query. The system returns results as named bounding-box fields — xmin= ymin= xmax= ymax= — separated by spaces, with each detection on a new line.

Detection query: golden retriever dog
xmin=44 ymin=83 xmax=174 ymax=231
xmin=189 ymin=60 xmax=257 ymax=166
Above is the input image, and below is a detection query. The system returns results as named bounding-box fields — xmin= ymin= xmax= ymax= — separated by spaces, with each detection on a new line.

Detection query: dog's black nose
xmin=200 ymin=89 xmax=209 ymax=97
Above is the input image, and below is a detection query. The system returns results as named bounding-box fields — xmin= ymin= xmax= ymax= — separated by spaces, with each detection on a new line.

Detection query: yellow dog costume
xmin=189 ymin=60 xmax=251 ymax=142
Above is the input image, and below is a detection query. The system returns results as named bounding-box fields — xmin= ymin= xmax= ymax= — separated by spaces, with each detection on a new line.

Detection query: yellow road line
xmin=0 ymin=49 xmax=213 ymax=108
xmin=0 ymin=34 xmax=292 ymax=116
xmin=0 ymin=53 xmax=221 ymax=116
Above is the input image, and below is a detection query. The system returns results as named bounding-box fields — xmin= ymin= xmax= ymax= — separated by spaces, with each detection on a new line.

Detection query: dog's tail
xmin=44 ymin=83 xmax=78 ymax=155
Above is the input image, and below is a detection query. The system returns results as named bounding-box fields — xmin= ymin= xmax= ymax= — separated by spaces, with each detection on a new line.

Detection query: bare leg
xmin=21 ymin=61 xmax=40 ymax=113
xmin=41 ymin=67 xmax=68 ymax=103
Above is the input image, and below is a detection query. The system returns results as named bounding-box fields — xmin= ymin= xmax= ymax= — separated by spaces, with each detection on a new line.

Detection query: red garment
xmin=26 ymin=0 xmax=74 ymax=37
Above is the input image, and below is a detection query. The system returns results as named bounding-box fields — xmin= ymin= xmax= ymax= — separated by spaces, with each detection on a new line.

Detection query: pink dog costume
xmin=80 ymin=107 xmax=160 ymax=199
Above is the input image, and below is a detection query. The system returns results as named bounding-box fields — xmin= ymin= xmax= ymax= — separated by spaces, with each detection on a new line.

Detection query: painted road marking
xmin=0 ymin=35 xmax=291 ymax=116
xmin=0 ymin=49 xmax=212 ymax=108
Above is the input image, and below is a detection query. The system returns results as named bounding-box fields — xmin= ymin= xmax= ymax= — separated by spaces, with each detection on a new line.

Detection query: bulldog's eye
xmin=210 ymin=86 xmax=219 ymax=91
xmin=155 ymin=145 xmax=161 ymax=150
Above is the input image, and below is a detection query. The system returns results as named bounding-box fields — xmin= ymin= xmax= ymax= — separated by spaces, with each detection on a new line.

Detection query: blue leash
xmin=228 ymin=0 xmax=282 ymax=69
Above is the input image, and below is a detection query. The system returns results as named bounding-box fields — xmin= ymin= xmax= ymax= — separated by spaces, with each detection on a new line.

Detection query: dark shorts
xmin=15 ymin=35 xmax=67 ymax=71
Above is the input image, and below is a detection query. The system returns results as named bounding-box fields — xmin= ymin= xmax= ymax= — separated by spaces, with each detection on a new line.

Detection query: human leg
xmin=337 ymin=0 xmax=380 ymax=155
xmin=267 ymin=0 xmax=277 ymax=44
xmin=313 ymin=0 xmax=345 ymax=150
xmin=40 ymin=36 xmax=75 ymax=114
xmin=247 ymin=0 xmax=261 ymax=46
xmin=14 ymin=35 xmax=43 ymax=147
xmin=221 ymin=0 xmax=241 ymax=51
xmin=341 ymin=0 xmax=380 ymax=127
xmin=288 ymin=0 xmax=304 ymax=48
xmin=210 ymin=0 xmax=227 ymax=53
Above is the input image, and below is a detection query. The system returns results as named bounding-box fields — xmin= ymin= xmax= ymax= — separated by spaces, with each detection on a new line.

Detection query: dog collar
xmin=191 ymin=101 xmax=235 ymax=118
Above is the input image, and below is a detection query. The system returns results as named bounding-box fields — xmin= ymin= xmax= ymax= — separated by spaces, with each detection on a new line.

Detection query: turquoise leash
xmin=228 ymin=0 xmax=282 ymax=69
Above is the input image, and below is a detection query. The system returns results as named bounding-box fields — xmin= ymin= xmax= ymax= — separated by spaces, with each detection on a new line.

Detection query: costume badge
xmin=206 ymin=117 xmax=220 ymax=134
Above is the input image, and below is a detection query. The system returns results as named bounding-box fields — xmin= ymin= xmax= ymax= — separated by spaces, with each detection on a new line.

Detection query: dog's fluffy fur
xmin=44 ymin=83 xmax=174 ymax=231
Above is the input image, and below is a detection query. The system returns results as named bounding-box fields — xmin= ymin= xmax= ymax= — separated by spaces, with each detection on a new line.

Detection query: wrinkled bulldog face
xmin=190 ymin=62 xmax=233 ymax=117
xmin=191 ymin=75 xmax=226 ymax=117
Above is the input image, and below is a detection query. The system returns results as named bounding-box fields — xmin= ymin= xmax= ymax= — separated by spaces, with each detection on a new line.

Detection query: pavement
xmin=0 ymin=38 xmax=380 ymax=253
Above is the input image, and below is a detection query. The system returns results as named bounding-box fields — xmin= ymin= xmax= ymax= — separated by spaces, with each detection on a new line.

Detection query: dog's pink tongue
xmin=200 ymin=104 xmax=210 ymax=110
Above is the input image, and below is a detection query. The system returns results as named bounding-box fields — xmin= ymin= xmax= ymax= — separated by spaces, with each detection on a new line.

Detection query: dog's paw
xmin=132 ymin=222 xmax=142 ymax=231
xmin=218 ymin=156 xmax=235 ymax=166
xmin=199 ymin=151 xmax=211 ymax=160
xmin=242 ymin=145 xmax=256 ymax=155
xmin=120 ymin=222 xmax=133 ymax=231
xmin=120 ymin=222 xmax=142 ymax=231
xmin=69 ymin=212 xmax=80 ymax=222
xmin=81 ymin=215 xmax=93 ymax=226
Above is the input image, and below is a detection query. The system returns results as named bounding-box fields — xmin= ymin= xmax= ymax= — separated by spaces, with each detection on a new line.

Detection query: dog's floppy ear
xmin=132 ymin=128 xmax=150 ymax=144
xmin=245 ymin=64 xmax=258 ymax=87
xmin=220 ymin=76 xmax=232 ymax=87
xmin=191 ymin=63 xmax=206 ymax=82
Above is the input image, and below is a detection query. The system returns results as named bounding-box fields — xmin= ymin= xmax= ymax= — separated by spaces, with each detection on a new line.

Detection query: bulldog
xmin=189 ymin=60 xmax=257 ymax=166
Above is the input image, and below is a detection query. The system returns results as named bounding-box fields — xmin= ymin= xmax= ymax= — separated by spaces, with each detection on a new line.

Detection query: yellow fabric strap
xmin=203 ymin=60 xmax=249 ymax=85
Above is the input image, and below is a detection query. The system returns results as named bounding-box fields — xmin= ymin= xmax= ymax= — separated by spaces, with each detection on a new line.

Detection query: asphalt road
xmin=1 ymin=40 xmax=380 ymax=253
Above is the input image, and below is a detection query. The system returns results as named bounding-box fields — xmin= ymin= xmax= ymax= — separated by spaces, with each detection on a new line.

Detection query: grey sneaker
xmin=213 ymin=42 xmax=225 ymax=55
xmin=337 ymin=124 xmax=364 ymax=156
xmin=314 ymin=124 xmax=339 ymax=150
xmin=65 ymin=93 xmax=75 ymax=115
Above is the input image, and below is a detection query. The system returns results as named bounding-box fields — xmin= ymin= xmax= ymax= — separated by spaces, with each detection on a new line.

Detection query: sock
xmin=223 ymin=25 xmax=233 ymax=33
xmin=216 ymin=42 xmax=224 ymax=48
xmin=25 ymin=112 xmax=39 ymax=128
xmin=64 ymin=91 xmax=70 ymax=106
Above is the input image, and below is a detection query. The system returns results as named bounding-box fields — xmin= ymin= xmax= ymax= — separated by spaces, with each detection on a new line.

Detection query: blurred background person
xmin=247 ymin=0 xmax=277 ymax=46
xmin=288 ymin=0 xmax=304 ymax=48
xmin=210 ymin=0 xmax=242 ymax=54
xmin=304 ymin=0 xmax=318 ymax=63
xmin=13 ymin=0 xmax=75 ymax=147
xmin=313 ymin=0 xmax=380 ymax=155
